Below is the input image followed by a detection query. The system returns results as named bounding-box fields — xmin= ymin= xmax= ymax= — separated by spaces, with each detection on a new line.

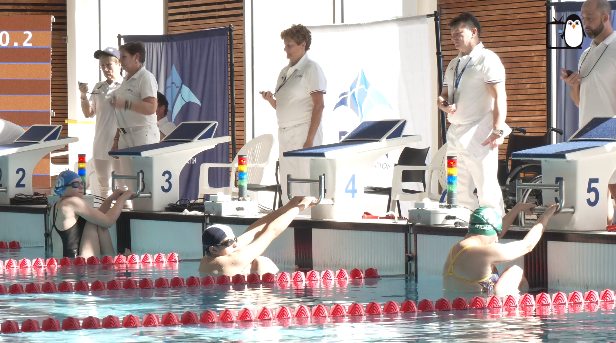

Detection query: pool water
xmin=1 ymin=248 xmax=616 ymax=342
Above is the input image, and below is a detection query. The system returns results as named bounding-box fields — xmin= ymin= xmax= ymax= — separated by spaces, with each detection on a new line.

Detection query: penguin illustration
xmin=562 ymin=14 xmax=585 ymax=48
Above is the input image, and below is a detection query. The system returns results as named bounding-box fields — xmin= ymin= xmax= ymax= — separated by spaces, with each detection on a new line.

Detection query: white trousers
xmin=92 ymin=158 xmax=121 ymax=197
xmin=279 ymin=122 xmax=323 ymax=205
xmin=118 ymin=127 xmax=160 ymax=191
xmin=447 ymin=122 xmax=504 ymax=216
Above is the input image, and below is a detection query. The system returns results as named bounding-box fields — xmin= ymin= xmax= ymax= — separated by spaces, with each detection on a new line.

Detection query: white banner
xmin=308 ymin=16 xmax=434 ymax=214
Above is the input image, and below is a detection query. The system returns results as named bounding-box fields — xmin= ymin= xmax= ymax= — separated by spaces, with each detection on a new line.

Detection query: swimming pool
xmin=1 ymin=247 xmax=616 ymax=342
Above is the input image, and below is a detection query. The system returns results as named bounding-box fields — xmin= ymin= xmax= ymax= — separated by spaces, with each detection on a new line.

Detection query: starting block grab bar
xmin=287 ymin=174 xmax=333 ymax=205
xmin=515 ymin=179 xmax=575 ymax=226
xmin=111 ymin=171 xmax=151 ymax=199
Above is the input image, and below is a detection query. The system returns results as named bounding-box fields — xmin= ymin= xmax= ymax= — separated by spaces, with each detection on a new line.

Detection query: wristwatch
xmin=491 ymin=129 xmax=504 ymax=137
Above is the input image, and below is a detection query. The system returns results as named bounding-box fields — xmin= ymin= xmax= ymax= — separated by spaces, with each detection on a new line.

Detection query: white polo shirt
xmin=90 ymin=80 xmax=121 ymax=160
xmin=114 ymin=67 xmax=158 ymax=128
xmin=444 ymin=42 xmax=506 ymax=126
xmin=274 ymin=53 xmax=327 ymax=128
xmin=0 ymin=119 xmax=25 ymax=145
xmin=157 ymin=116 xmax=176 ymax=138
xmin=579 ymin=31 xmax=616 ymax=128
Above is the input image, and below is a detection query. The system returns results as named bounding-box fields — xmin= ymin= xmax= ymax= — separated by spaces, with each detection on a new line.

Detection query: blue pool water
xmin=1 ymin=248 xmax=616 ymax=342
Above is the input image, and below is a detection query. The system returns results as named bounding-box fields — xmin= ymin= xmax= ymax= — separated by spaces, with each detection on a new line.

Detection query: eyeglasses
xmin=216 ymin=237 xmax=237 ymax=247
xmin=67 ymin=181 xmax=84 ymax=189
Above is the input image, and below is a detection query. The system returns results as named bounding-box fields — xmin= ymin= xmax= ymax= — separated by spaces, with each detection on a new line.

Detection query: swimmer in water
xmin=199 ymin=196 xmax=317 ymax=276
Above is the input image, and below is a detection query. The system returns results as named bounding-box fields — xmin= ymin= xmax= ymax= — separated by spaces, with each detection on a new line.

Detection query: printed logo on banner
xmin=165 ymin=65 xmax=202 ymax=121
xmin=333 ymin=69 xmax=392 ymax=122
xmin=548 ymin=15 xmax=585 ymax=49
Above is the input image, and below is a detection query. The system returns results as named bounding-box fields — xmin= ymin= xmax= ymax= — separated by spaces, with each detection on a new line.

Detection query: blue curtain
xmin=123 ymin=28 xmax=230 ymax=201
xmin=555 ymin=3 xmax=616 ymax=142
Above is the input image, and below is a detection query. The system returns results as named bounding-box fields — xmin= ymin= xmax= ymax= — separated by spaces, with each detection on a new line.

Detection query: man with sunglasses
xmin=199 ymin=196 xmax=317 ymax=276
xmin=442 ymin=203 xmax=558 ymax=294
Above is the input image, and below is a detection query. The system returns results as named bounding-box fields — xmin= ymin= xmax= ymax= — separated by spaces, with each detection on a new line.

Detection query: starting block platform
xmin=0 ymin=125 xmax=77 ymax=204
xmin=284 ymin=119 xmax=422 ymax=220
xmin=512 ymin=118 xmax=616 ymax=231
xmin=109 ymin=121 xmax=230 ymax=211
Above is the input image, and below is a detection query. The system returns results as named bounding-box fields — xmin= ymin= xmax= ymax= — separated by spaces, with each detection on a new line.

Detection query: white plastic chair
xmin=199 ymin=134 xmax=274 ymax=197
xmin=389 ymin=143 xmax=448 ymax=215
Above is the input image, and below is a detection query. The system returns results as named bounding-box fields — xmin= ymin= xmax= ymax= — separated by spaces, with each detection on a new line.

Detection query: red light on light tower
xmin=238 ymin=155 xmax=247 ymax=200
xmin=78 ymin=154 xmax=86 ymax=194
xmin=446 ymin=156 xmax=457 ymax=206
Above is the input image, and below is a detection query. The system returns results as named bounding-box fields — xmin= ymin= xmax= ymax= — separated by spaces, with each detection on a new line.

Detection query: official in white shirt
xmin=261 ymin=24 xmax=327 ymax=204
xmin=156 ymin=91 xmax=176 ymax=140
xmin=78 ymin=47 xmax=122 ymax=196
xmin=562 ymin=0 xmax=616 ymax=225
xmin=0 ymin=119 xmax=25 ymax=145
xmin=437 ymin=13 xmax=508 ymax=216
xmin=110 ymin=41 xmax=160 ymax=194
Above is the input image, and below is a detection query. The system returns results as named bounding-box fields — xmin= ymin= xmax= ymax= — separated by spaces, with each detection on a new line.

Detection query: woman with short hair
xmin=110 ymin=41 xmax=160 ymax=194
xmin=260 ymin=24 xmax=327 ymax=203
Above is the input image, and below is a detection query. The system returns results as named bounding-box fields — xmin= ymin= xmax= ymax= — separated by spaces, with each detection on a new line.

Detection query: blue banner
xmin=123 ymin=28 xmax=229 ymax=200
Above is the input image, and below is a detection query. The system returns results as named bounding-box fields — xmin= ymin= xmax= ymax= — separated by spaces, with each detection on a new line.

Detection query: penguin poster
xmin=549 ymin=15 xmax=586 ymax=49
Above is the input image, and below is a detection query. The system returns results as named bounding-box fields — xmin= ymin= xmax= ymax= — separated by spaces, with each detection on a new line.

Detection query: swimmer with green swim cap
xmin=442 ymin=203 xmax=559 ymax=295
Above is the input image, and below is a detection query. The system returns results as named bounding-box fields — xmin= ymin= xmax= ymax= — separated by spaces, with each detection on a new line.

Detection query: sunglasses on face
xmin=216 ymin=237 xmax=237 ymax=247
xmin=67 ymin=181 xmax=85 ymax=189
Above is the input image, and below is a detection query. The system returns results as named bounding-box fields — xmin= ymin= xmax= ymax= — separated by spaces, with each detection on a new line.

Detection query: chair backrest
xmin=397 ymin=147 xmax=430 ymax=186
xmin=431 ymin=143 xmax=448 ymax=190
xmin=506 ymin=134 xmax=548 ymax=171
xmin=232 ymin=134 xmax=274 ymax=184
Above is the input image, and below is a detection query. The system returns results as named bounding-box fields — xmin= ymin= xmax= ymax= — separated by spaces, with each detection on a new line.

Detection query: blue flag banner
xmin=123 ymin=28 xmax=230 ymax=201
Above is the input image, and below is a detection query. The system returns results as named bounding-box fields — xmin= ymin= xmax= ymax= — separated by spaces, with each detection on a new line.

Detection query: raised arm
xmin=67 ymin=191 xmax=134 ymax=228
xmin=499 ymin=203 xmax=536 ymax=238
xmin=231 ymin=197 xmax=316 ymax=267
xmin=482 ymin=204 xmax=558 ymax=264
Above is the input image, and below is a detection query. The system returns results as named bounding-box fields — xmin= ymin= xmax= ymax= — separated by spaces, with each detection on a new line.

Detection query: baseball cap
xmin=94 ymin=47 xmax=120 ymax=60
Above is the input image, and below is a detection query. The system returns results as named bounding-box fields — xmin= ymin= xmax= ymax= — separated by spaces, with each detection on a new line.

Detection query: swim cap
xmin=202 ymin=224 xmax=235 ymax=250
xmin=468 ymin=207 xmax=502 ymax=236
xmin=54 ymin=170 xmax=82 ymax=195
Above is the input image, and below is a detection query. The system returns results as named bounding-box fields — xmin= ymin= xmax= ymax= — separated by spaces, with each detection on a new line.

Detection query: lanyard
xmin=276 ymin=69 xmax=298 ymax=93
xmin=452 ymin=56 xmax=473 ymax=103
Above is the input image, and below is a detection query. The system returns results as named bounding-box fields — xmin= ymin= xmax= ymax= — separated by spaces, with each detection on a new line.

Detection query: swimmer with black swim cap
xmin=199 ymin=196 xmax=317 ymax=276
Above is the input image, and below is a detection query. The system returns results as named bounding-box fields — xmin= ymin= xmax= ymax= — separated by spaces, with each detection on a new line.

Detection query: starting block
xmin=283 ymin=120 xmax=422 ymax=220
xmin=512 ymin=118 xmax=616 ymax=231
xmin=109 ymin=122 xmax=230 ymax=211
xmin=0 ymin=125 xmax=78 ymax=204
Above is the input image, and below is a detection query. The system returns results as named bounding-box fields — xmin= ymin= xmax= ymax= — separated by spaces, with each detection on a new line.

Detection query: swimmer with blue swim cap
xmin=199 ymin=196 xmax=318 ymax=276
xmin=51 ymin=169 xmax=135 ymax=258
xmin=443 ymin=203 xmax=559 ymax=295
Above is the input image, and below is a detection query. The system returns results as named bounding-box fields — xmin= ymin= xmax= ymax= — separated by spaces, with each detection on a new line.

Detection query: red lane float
xmin=82 ymin=316 xmax=102 ymax=329
xmin=348 ymin=303 xmax=365 ymax=316
xmin=123 ymin=279 xmax=138 ymax=290
xmin=487 ymin=296 xmax=502 ymax=308
xmin=257 ymin=307 xmax=274 ymax=320
xmin=232 ymin=274 xmax=247 ymax=285
xmin=401 ymin=300 xmax=418 ymax=313
xmin=91 ymin=280 xmax=106 ymax=291
xmin=364 ymin=268 xmax=379 ymax=278
xmin=202 ymin=275 xmax=215 ymax=286
xmin=46 ymin=257 xmax=58 ymax=267
xmin=435 ymin=298 xmax=452 ymax=311
xmin=350 ymin=268 xmax=364 ymax=279
xmin=238 ymin=308 xmax=255 ymax=321
xmin=569 ymin=291 xmax=584 ymax=304
xmin=155 ymin=277 xmax=170 ymax=288
xmin=170 ymin=277 xmax=186 ymax=288
xmin=154 ymin=253 xmax=166 ymax=263
xmin=142 ymin=314 xmax=160 ymax=327
xmin=59 ymin=257 xmax=72 ymax=266
xmin=469 ymin=296 xmax=486 ymax=309
xmin=141 ymin=254 xmax=153 ymax=263
xmin=276 ymin=306 xmax=292 ymax=319
xmin=335 ymin=269 xmax=349 ymax=280
xmin=0 ymin=241 xmax=7 ymax=249
xmin=74 ymin=281 xmax=89 ymax=292
xmin=600 ymin=289 xmax=615 ymax=302
xmin=312 ymin=304 xmax=329 ymax=318
xmin=383 ymin=301 xmax=400 ymax=314
xmin=186 ymin=276 xmax=201 ymax=287
xmin=536 ymin=293 xmax=552 ymax=306
xmin=74 ymin=257 xmax=86 ymax=266
xmin=114 ymin=255 xmax=126 ymax=264
xmin=181 ymin=311 xmax=199 ymax=325
xmin=42 ymin=282 xmax=57 ymax=293
xmin=216 ymin=275 xmax=231 ymax=285
xmin=306 ymin=270 xmax=320 ymax=281
xmin=19 ymin=258 xmax=31 ymax=269
xmin=107 ymin=279 xmax=121 ymax=290
xmin=585 ymin=290 xmax=599 ymax=303
xmin=292 ymin=271 xmax=305 ymax=283
xmin=122 ymin=315 xmax=141 ymax=328
xmin=42 ymin=317 xmax=61 ymax=332
xmin=520 ymin=293 xmax=535 ymax=307
xmin=32 ymin=258 xmax=44 ymax=268
xmin=25 ymin=283 xmax=41 ymax=294
xmin=1 ymin=320 xmax=20 ymax=334
xmin=200 ymin=310 xmax=217 ymax=324
xmin=294 ymin=305 xmax=311 ymax=318
xmin=5 ymin=259 xmax=17 ymax=269
xmin=418 ymin=299 xmax=435 ymax=311
xmin=504 ymin=295 xmax=518 ymax=308
xmin=261 ymin=273 xmax=275 ymax=283
xmin=552 ymin=292 xmax=568 ymax=305
xmin=9 ymin=241 xmax=20 ymax=249
xmin=58 ymin=281 xmax=73 ymax=292
xmin=167 ymin=252 xmax=180 ymax=262
xmin=127 ymin=254 xmax=140 ymax=264
xmin=247 ymin=273 xmax=260 ymax=284
xmin=101 ymin=256 xmax=114 ymax=265
xmin=452 ymin=298 xmax=469 ymax=310
xmin=87 ymin=256 xmax=100 ymax=265
xmin=330 ymin=304 xmax=347 ymax=316
xmin=62 ymin=317 xmax=81 ymax=331
xmin=21 ymin=319 xmax=41 ymax=332
xmin=102 ymin=315 xmax=121 ymax=329
xmin=365 ymin=302 xmax=382 ymax=315
xmin=9 ymin=284 xmax=24 ymax=294
xmin=321 ymin=270 xmax=334 ymax=280
xmin=219 ymin=309 xmax=236 ymax=323
xmin=277 ymin=272 xmax=290 ymax=283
